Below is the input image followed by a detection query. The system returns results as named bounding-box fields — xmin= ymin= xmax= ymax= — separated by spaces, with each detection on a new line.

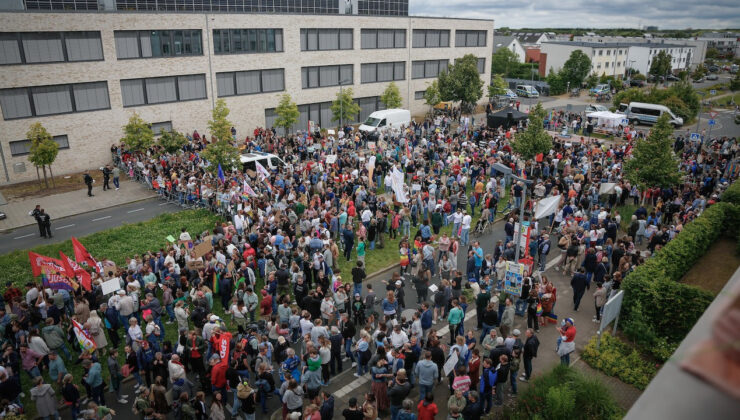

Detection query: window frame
xmin=120 ymin=74 xmax=207 ymax=108
xmin=216 ymin=68 xmax=285 ymax=98
xmin=0 ymin=81 xmax=110 ymax=120
xmin=115 ymin=29 xmax=203 ymax=60
xmin=9 ymin=134 xmax=70 ymax=157
xmin=301 ymin=28 xmax=353 ymax=51
xmin=301 ymin=65 xmax=353 ymax=89
xmin=412 ymin=29 xmax=450 ymax=48
xmin=213 ymin=28 xmax=284 ymax=55
xmin=360 ymin=29 xmax=406 ymax=50
xmin=360 ymin=61 xmax=406 ymax=84
xmin=1 ymin=31 xmax=104 ymax=66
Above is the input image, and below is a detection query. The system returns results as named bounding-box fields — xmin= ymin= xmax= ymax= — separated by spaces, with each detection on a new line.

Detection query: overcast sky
xmin=409 ymin=0 xmax=739 ymax=29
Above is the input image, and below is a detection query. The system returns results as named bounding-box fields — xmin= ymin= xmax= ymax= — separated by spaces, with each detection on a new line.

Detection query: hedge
xmin=621 ymin=201 xmax=740 ymax=361
xmin=582 ymin=332 xmax=659 ymax=390
xmin=721 ymin=180 xmax=740 ymax=206
xmin=505 ymin=365 xmax=623 ymax=420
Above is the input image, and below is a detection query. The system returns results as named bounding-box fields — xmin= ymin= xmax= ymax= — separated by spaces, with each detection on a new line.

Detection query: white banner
xmin=443 ymin=351 xmax=459 ymax=376
xmin=599 ymin=183 xmax=617 ymax=195
xmin=534 ymin=195 xmax=562 ymax=220
xmin=101 ymin=278 xmax=121 ymax=295
xmin=390 ymin=168 xmax=408 ymax=203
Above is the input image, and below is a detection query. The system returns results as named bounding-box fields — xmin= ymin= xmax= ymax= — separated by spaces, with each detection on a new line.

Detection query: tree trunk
xmin=48 ymin=165 xmax=56 ymax=187
xmin=35 ymin=165 xmax=41 ymax=190
xmin=41 ymin=165 xmax=49 ymax=189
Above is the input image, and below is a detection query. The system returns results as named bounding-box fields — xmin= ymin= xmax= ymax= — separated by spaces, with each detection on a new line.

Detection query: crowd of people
xmin=0 ymin=102 xmax=736 ymax=420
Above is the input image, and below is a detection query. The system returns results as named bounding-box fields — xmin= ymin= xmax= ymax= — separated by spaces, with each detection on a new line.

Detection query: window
xmin=455 ymin=30 xmax=487 ymax=47
xmin=0 ymin=32 xmax=103 ymax=65
xmin=151 ymin=121 xmax=173 ymax=136
xmin=360 ymin=29 xmax=406 ymax=49
xmin=301 ymin=65 xmax=353 ymax=89
xmin=115 ymin=30 xmax=202 ymax=59
xmin=412 ymin=30 xmax=450 ymax=48
xmin=411 ymin=59 xmax=448 ymax=79
xmin=300 ymin=29 xmax=353 ymax=51
xmin=605 ymin=62 xmax=609 ymax=68
xmin=265 ymin=96 xmax=386 ymax=133
xmin=606 ymin=50 xmax=611 ymax=56
xmin=9 ymin=134 xmax=69 ymax=157
xmin=217 ymin=69 xmax=285 ymax=97
xmin=120 ymin=74 xmax=206 ymax=107
xmin=415 ymin=90 xmax=426 ymax=100
xmin=360 ymin=62 xmax=405 ymax=83
xmin=213 ymin=29 xmax=283 ymax=54
xmin=0 ymin=81 xmax=109 ymax=120
xmin=598 ymin=50 xmax=603 ymax=56
xmin=477 ymin=57 xmax=486 ymax=74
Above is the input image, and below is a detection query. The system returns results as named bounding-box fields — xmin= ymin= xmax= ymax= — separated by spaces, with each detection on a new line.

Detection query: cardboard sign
xmin=101 ymin=278 xmax=121 ymax=295
xmin=227 ymin=261 xmax=235 ymax=273
xmin=326 ymin=154 xmax=337 ymax=164
xmin=187 ymin=260 xmax=205 ymax=271
xmin=192 ymin=241 xmax=212 ymax=259
xmin=102 ymin=263 xmax=117 ymax=279
xmin=367 ymin=141 xmax=376 ymax=150
xmin=166 ymin=235 xmax=176 ymax=243
xmin=504 ymin=262 xmax=524 ymax=296
xmin=443 ymin=351 xmax=459 ymax=376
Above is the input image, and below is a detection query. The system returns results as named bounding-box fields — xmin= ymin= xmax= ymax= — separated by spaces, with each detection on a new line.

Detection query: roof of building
xmin=542 ymin=41 xmax=693 ymax=49
xmin=511 ymin=32 xmax=547 ymax=44
xmin=493 ymin=36 xmax=518 ymax=53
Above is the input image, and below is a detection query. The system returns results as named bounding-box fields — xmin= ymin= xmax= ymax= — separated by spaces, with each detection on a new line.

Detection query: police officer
xmin=84 ymin=171 xmax=94 ymax=197
xmin=29 ymin=204 xmax=45 ymax=237
xmin=38 ymin=208 xmax=52 ymax=238
xmin=102 ymin=165 xmax=111 ymax=191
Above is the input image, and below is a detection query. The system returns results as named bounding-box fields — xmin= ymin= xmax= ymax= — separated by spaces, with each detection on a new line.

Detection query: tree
xmin=274 ymin=93 xmax=299 ymax=136
xmin=208 ymin=99 xmax=233 ymax=142
xmin=663 ymin=96 xmax=691 ymax=121
xmin=491 ymin=48 xmax=520 ymax=78
xmin=623 ymin=113 xmax=681 ymax=193
xmin=201 ymin=138 xmax=240 ymax=175
xmin=488 ymin=74 xmax=508 ymax=97
xmin=546 ymin=69 xmax=567 ymax=95
xmin=649 ymin=51 xmax=672 ymax=78
xmin=511 ymin=102 xmax=552 ymax=162
xmin=330 ymin=87 xmax=361 ymax=125
xmin=730 ymin=72 xmax=740 ymax=92
xmin=120 ymin=112 xmax=154 ymax=153
xmin=158 ymin=129 xmax=188 ymax=155
xmin=438 ymin=54 xmax=484 ymax=113
xmin=705 ymin=47 xmax=720 ymax=59
xmin=691 ymin=64 xmax=706 ymax=80
xmin=585 ymin=74 xmax=599 ymax=88
xmin=424 ymin=80 xmax=441 ymax=109
xmin=561 ymin=50 xmax=592 ymax=87
xmin=380 ymin=82 xmax=403 ymax=109
xmin=27 ymin=122 xmax=59 ymax=189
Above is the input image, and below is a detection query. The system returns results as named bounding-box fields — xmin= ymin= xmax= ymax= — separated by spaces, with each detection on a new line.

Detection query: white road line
xmin=56 ymin=224 xmax=74 ymax=230
xmin=91 ymin=216 xmax=111 ymax=222
xmin=13 ymin=233 xmax=34 ymax=239
xmin=158 ymin=202 xmax=170 ymax=206
xmin=127 ymin=208 xmax=145 ymax=213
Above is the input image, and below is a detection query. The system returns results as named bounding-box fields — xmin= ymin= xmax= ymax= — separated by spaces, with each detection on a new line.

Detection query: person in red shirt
xmin=259 ymin=290 xmax=273 ymax=317
xmin=209 ymin=354 xmax=228 ymax=402
xmin=417 ymin=393 xmax=438 ymax=420
xmin=556 ymin=318 xmax=577 ymax=366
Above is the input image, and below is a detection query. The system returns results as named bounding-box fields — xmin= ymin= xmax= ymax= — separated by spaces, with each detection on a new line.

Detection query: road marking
xmin=92 ymin=216 xmax=111 ymax=222
xmin=13 ymin=233 xmax=34 ymax=239
xmin=158 ymin=202 xmax=170 ymax=206
xmin=56 ymin=224 xmax=75 ymax=230
xmin=127 ymin=208 xmax=145 ymax=213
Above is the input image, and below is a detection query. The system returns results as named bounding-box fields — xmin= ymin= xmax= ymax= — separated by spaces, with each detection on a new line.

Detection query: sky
xmin=409 ymin=0 xmax=740 ymax=30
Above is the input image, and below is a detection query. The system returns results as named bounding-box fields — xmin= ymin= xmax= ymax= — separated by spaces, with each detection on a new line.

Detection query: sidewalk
xmin=0 ymin=180 xmax=155 ymax=232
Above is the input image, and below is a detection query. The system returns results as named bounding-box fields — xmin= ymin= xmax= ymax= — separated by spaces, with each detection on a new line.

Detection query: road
xmin=0 ymin=198 xmax=181 ymax=253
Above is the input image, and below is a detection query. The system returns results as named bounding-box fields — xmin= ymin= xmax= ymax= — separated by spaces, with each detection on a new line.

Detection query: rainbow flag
xmin=212 ymin=272 xmax=220 ymax=294
xmin=546 ymin=313 xmax=558 ymax=322
xmin=72 ymin=319 xmax=96 ymax=354
xmin=536 ymin=303 xmax=543 ymax=316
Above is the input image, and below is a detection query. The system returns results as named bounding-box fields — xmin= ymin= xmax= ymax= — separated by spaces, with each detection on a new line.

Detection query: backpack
xmin=237 ymin=382 xmax=251 ymax=399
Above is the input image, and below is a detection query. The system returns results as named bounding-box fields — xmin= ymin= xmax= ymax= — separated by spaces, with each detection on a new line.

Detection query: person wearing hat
xmin=556 ymin=318 xmax=576 ymax=366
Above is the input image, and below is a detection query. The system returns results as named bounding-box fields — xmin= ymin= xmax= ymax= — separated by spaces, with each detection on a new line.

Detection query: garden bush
xmin=582 ymin=332 xmax=659 ymax=390
xmin=722 ymin=180 xmax=740 ymax=206
xmin=506 ymin=365 xmax=623 ymax=420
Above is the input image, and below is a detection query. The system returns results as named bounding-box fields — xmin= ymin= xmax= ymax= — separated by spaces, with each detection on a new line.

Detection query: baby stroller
xmin=473 ymin=218 xmax=489 ymax=236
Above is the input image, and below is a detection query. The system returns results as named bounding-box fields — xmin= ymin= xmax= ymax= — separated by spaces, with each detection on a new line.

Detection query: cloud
xmin=409 ymin=0 xmax=740 ymax=29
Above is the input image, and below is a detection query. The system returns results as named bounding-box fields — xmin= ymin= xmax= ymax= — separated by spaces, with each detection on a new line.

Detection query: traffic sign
xmin=708 ymin=119 xmax=716 ymax=126
xmin=710 ymin=110 xmax=719 ymax=119
xmin=710 ymin=89 xmax=717 ymax=95
xmin=690 ymin=133 xmax=701 ymax=141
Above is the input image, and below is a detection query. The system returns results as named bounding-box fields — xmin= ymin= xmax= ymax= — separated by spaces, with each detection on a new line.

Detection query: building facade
xmin=0 ymin=7 xmax=491 ymax=184
xmin=573 ymin=35 xmax=708 ymax=68
xmin=696 ymin=32 xmax=739 ymax=58
xmin=540 ymin=41 xmax=695 ymax=78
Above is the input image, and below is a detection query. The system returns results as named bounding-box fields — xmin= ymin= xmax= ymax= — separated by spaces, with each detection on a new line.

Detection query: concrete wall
xmin=0 ymin=12 xmax=492 ymax=184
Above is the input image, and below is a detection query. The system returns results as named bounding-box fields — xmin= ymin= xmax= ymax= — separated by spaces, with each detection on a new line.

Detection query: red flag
xmin=28 ymin=252 xmax=64 ymax=277
xmin=71 ymin=237 xmax=103 ymax=274
xmin=60 ymin=251 xmax=92 ymax=291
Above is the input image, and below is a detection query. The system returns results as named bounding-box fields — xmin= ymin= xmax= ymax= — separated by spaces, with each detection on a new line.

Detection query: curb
xmin=0 ymin=195 xmax=158 ymax=233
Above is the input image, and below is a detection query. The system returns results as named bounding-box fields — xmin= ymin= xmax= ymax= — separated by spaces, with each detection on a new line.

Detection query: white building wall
xmin=0 ymin=12 xmax=492 ymax=183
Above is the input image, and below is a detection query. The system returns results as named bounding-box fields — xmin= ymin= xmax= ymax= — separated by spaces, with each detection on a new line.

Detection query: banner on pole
xmin=504 ymin=262 xmax=525 ymax=296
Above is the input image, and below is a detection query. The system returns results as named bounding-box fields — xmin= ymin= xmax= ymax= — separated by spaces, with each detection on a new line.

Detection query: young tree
xmin=705 ymin=47 xmax=720 ymax=59
xmin=27 ymin=122 xmax=59 ymax=189
xmin=330 ymin=87 xmax=361 ymax=126
xmin=201 ymin=138 xmax=240 ymax=175
xmin=730 ymin=71 xmax=740 ymax=92
xmin=274 ymin=93 xmax=299 ymax=136
xmin=120 ymin=112 xmax=154 ymax=153
xmin=545 ymin=69 xmax=567 ymax=95
xmin=511 ymin=103 xmax=552 ymax=166
xmin=208 ymin=99 xmax=233 ymax=142
xmin=491 ymin=48 xmax=520 ymax=77
xmin=380 ymin=82 xmax=403 ymax=109
xmin=585 ymin=74 xmax=599 ymax=88
xmin=691 ymin=64 xmax=707 ymax=80
xmin=423 ymin=80 xmax=441 ymax=110
xmin=438 ymin=54 xmax=484 ymax=113
xmin=157 ymin=129 xmax=188 ymax=155
xmin=561 ymin=50 xmax=592 ymax=87
xmin=649 ymin=51 xmax=672 ymax=78
xmin=623 ymin=113 xmax=681 ymax=194
xmin=488 ymin=74 xmax=508 ymax=98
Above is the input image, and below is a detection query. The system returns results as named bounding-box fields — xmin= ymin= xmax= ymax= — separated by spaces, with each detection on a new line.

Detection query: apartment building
xmin=573 ymin=35 xmax=708 ymax=68
xmin=0 ymin=0 xmax=492 ymax=183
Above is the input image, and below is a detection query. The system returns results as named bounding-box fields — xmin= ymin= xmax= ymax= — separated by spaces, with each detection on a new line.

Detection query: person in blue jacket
xmin=478 ymin=358 xmax=498 ymax=414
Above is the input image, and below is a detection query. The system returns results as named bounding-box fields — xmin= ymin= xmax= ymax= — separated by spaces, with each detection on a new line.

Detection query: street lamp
xmin=338 ymin=78 xmax=352 ymax=129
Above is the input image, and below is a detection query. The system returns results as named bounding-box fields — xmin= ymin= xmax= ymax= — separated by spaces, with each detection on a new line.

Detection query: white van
xmin=239 ymin=151 xmax=285 ymax=173
xmin=619 ymin=102 xmax=683 ymax=127
xmin=358 ymin=109 xmax=411 ymax=134
xmin=515 ymin=85 xmax=539 ymax=98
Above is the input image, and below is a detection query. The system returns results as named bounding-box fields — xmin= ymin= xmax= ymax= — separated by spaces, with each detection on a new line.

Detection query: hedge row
xmin=621 ymin=201 xmax=740 ymax=361
xmin=582 ymin=332 xmax=658 ymax=390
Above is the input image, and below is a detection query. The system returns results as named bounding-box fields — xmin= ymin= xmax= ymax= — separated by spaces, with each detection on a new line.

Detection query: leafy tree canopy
xmin=208 ymin=99 xmax=233 ymax=142
xmin=511 ymin=102 xmax=552 ymax=161
xmin=438 ymin=54 xmax=484 ymax=113
xmin=121 ymin=112 xmax=154 ymax=153
xmin=623 ymin=113 xmax=681 ymax=190
xmin=561 ymin=49 xmax=592 ymax=87
xmin=275 ymin=93 xmax=300 ymax=135
xmin=380 ymin=82 xmax=403 ymax=109
xmin=331 ymin=87 xmax=361 ymax=125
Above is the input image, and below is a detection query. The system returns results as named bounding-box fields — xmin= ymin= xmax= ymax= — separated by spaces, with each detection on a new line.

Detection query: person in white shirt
xmin=460 ymin=211 xmax=473 ymax=246
xmin=389 ymin=324 xmax=409 ymax=350
xmin=320 ymin=295 xmax=336 ymax=325
xmin=452 ymin=209 xmax=464 ymax=238
xmin=299 ymin=312 xmax=314 ymax=337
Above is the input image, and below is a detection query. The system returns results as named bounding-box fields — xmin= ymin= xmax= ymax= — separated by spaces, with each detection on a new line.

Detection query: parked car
xmin=708 ymin=65 xmax=720 ymax=73
xmin=706 ymin=74 xmax=719 ymax=81
xmin=629 ymin=79 xmax=646 ymax=87
xmin=692 ymin=76 xmax=705 ymax=83
xmin=585 ymin=104 xmax=609 ymax=113
xmin=589 ymin=84 xmax=610 ymax=96
xmin=0 ymin=211 xmax=5 ymax=220
xmin=666 ymin=74 xmax=680 ymax=82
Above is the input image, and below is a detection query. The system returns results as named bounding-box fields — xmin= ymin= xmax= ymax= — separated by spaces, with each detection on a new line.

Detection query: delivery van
xmin=515 ymin=85 xmax=539 ymax=98
xmin=619 ymin=102 xmax=683 ymax=127
xmin=240 ymin=152 xmax=285 ymax=173
xmin=358 ymin=109 xmax=411 ymax=134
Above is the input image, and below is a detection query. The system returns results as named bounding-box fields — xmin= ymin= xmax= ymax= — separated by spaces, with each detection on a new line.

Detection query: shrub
xmin=508 ymin=365 xmax=623 ymax=420
xmin=722 ymin=180 xmax=740 ymax=206
xmin=582 ymin=332 xmax=659 ymax=390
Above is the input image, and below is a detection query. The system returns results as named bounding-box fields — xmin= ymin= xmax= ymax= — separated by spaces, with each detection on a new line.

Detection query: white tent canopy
xmin=587 ymin=111 xmax=629 ymax=129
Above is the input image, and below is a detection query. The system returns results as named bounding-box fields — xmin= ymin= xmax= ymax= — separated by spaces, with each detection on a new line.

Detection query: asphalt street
xmin=0 ymin=198 xmax=181 ymax=254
